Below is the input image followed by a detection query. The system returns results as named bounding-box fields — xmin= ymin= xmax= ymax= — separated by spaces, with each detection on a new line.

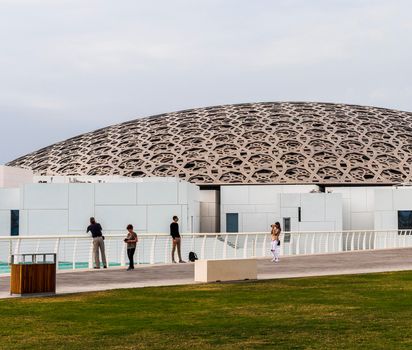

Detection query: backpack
xmin=188 ymin=251 xmax=198 ymax=262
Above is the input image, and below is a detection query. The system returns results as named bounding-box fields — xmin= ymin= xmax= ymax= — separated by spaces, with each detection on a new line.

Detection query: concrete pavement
xmin=1 ymin=248 xmax=411 ymax=298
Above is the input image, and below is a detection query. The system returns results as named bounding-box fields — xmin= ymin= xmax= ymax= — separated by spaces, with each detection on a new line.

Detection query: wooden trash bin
xmin=10 ymin=253 xmax=56 ymax=296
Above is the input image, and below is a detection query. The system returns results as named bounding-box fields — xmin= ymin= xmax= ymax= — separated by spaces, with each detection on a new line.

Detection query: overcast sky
xmin=1 ymin=0 xmax=411 ymax=164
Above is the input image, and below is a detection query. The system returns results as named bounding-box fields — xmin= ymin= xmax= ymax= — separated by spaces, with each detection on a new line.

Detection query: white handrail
xmin=1 ymin=230 xmax=412 ymax=274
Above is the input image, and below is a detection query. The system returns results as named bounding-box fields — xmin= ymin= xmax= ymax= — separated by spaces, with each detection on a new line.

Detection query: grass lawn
xmin=1 ymin=272 xmax=412 ymax=349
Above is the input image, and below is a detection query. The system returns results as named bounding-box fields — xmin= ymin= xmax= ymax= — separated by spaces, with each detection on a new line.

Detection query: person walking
xmin=170 ymin=216 xmax=185 ymax=263
xmin=270 ymin=222 xmax=281 ymax=263
xmin=87 ymin=217 xmax=107 ymax=269
xmin=124 ymin=224 xmax=138 ymax=271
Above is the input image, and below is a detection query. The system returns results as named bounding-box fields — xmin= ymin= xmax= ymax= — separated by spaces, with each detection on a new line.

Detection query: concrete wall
xmin=373 ymin=187 xmax=412 ymax=231
xmin=220 ymin=185 xmax=342 ymax=232
xmin=0 ymin=179 xmax=200 ymax=236
xmin=326 ymin=186 xmax=379 ymax=230
xmin=0 ymin=166 xmax=33 ymax=188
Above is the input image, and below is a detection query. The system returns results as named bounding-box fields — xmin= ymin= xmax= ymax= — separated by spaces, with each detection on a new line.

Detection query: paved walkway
xmin=1 ymin=248 xmax=412 ymax=299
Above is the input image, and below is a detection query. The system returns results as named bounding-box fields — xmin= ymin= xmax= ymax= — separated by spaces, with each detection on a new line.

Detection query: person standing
xmin=170 ymin=216 xmax=185 ymax=263
xmin=124 ymin=224 xmax=138 ymax=271
xmin=270 ymin=222 xmax=281 ymax=263
xmin=87 ymin=217 xmax=107 ymax=269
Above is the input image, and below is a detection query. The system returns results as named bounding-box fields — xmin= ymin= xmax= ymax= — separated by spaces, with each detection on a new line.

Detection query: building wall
xmin=220 ymin=185 xmax=342 ymax=232
xmin=0 ymin=166 xmax=33 ymax=188
xmin=0 ymin=179 xmax=200 ymax=236
xmin=326 ymin=186 xmax=381 ymax=230
xmin=373 ymin=187 xmax=412 ymax=231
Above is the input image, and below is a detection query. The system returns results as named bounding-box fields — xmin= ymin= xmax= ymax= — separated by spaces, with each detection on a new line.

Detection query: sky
xmin=1 ymin=0 xmax=412 ymax=164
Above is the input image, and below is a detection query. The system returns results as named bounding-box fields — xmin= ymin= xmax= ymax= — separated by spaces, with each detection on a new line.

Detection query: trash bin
xmin=10 ymin=253 xmax=56 ymax=296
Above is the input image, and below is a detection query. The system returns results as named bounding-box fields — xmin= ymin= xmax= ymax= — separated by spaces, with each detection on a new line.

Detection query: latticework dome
xmin=7 ymin=102 xmax=412 ymax=185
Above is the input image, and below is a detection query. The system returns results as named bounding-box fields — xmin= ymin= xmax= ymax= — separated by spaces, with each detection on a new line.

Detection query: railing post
xmin=150 ymin=236 xmax=157 ymax=264
xmin=234 ymin=235 xmax=239 ymax=258
xmin=201 ymin=235 xmax=206 ymax=259
xmin=262 ymin=234 xmax=267 ymax=257
xmin=72 ymin=238 xmax=78 ymax=270
xmin=223 ymin=234 xmax=228 ymax=259
xmin=120 ymin=240 xmax=126 ymax=267
xmin=296 ymin=234 xmax=300 ymax=255
xmin=89 ymin=239 xmax=94 ymax=268
xmin=362 ymin=232 xmax=366 ymax=251
xmin=164 ymin=235 xmax=169 ymax=264
xmin=54 ymin=238 xmax=60 ymax=271
xmin=14 ymin=238 xmax=21 ymax=255
xmin=213 ymin=235 xmax=217 ymax=259
xmin=311 ymin=234 xmax=315 ymax=254
xmin=243 ymin=234 xmax=248 ymax=258
xmin=254 ymin=234 xmax=258 ymax=257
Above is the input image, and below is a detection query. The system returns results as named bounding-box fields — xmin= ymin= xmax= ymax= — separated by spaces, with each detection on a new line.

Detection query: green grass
xmin=1 ymin=272 xmax=412 ymax=349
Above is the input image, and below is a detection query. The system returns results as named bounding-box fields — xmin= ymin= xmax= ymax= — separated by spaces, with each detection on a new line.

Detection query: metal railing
xmin=0 ymin=230 xmax=411 ymax=273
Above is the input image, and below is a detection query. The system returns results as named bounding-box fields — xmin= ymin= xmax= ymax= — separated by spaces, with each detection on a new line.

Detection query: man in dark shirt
xmin=170 ymin=216 xmax=185 ymax=263
xmin=87 ymin=217 xmax=107 ymax=269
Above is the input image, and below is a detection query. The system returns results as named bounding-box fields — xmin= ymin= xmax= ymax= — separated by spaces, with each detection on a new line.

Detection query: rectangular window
xmin=10 ymin=210 xmax=19 ymax=236
xmin=283 ymin=217 xmax=291 ymax=243
xmin=398 ymin=210 xmax=412 ymax=232
xmin=226 ymin=213 xmax=239 ymax=233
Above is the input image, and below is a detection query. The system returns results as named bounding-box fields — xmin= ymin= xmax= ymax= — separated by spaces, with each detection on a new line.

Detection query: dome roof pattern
xmin=7 ymin=102 xmax=412 ymax=185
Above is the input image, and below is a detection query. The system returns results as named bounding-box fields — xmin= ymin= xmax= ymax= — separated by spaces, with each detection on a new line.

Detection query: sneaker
xmin=172 ymin=260 xmax=177 ymax=264
xmin=271 ymin=258 xmax=276 ymax=262
xmin=127 ymin=267 xmax=132 ymax=271
xmin=103 ymin=265 xmax=107 ymax=269
xmin=93 ymin=267 xmax=100 ymax=269
xmin=275 ymin=259 xmax=279 ymax=263
xmin=179 ymin=260 xmax=186 ymax=263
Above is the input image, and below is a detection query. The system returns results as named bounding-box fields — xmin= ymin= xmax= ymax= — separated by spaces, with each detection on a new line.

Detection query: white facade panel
xmin=28 ymin=210 xmax=69 ymax=235
xmin=299 ymin=221 xmax=336 ymax=231
xmin=393 ymin=189 xmax=412 ymax=210
xmin=221 ymin=186 xmax=249 ymax=205
xmin=147 ymin=205 xmax=183 ymax=233
xmin=249 ymin=186 xmax=279 ymax=204
xmin=280 ymin=193 xmax=300 ymax=208
xmin=374 ymin=189 xmax=393 ymax=211
xmin=349 ymin=187 xmax=368 ymax=212
xmin=68 ymin=184 xmax=95 ymax=231
xmin=0 ymin=188 xmax=20 ymax=209
xmin=300 ymin=194 xmax=325 ymax=222
xmin=24 ymin=184 xmax=69 ymax=210
xmin=137 ymin=182 xmax=178 ymax=205
xmin=242 ymin=213 xmax=268 ymax=232
xmin=0 ymin=210 xmax=10 ymax=236
xmin=95 ymin=183 xmax=137 ymax=205
xmin=95 ymin=206 xmax=147 ymax=232
xmin=351 ymin=212 xmax=374 ymax=230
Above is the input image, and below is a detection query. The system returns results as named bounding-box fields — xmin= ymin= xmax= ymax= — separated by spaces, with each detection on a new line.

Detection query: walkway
xmin=1 ymin=248 xmax=411 ymax=299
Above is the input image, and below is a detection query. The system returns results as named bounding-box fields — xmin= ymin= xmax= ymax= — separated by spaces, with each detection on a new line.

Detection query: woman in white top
xmin=270 ymin=222 xmax=281 ymax=262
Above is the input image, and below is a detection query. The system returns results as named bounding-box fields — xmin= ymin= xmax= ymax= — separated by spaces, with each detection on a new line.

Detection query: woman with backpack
xmin=124 ymin=224 xmax=138 ymax=271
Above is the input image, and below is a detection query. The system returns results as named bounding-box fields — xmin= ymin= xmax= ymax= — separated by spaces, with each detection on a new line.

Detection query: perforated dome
xmin=7 ymin=102 xmax=412 ymax=185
